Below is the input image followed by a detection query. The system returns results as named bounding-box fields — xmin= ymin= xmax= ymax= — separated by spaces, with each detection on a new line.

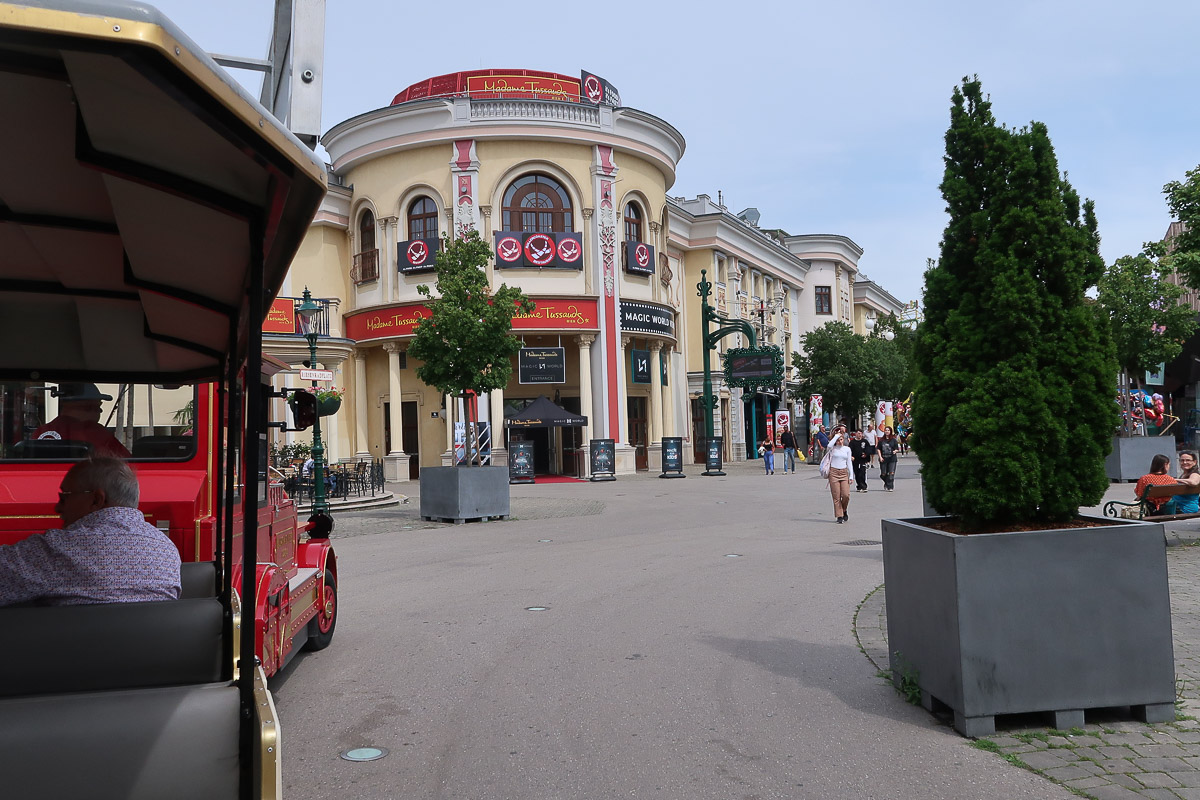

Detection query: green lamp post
xmin=696 ymin=269 xmax=758 ymax=476
xmin=296 ymin=287 xmax=329 ymax=515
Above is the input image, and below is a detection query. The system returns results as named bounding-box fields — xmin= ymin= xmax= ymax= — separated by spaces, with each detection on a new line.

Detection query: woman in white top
xmin=827 ymin=426 xmax=853 ymax=523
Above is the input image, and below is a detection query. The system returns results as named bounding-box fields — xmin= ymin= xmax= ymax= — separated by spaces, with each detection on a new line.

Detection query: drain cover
xmin=838 ymin=539 xmax=882 ymax=547
xmin=340 ymin=747 xmax=388 ymax=762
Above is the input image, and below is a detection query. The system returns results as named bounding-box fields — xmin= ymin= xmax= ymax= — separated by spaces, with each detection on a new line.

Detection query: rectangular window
xmin=815 ymin=286 xmax=832 ymax=315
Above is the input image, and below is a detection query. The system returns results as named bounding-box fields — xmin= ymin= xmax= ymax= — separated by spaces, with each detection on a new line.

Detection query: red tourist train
xmin=0 ymin=372 xmax=338 ymax=678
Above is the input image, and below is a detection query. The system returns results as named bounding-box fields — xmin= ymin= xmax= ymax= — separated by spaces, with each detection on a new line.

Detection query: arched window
xmin=359 ymin=210 xmax=376 ymax=251
xmin=624 ymin=202 xmax=642 ymax=243
xmin=502 ymin=174 xmax=573 ymax=233
xmin=353 ymin=210 xmax=378 ymax=284
xmin=408 ymin=196 xmax=438 ymax=240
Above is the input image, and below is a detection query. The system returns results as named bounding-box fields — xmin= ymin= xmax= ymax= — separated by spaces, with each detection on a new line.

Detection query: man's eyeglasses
xmin=57 ymin=489 xmax=94 ymax=502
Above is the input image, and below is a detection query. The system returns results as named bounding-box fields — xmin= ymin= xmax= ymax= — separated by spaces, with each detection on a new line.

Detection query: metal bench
xmin=1103 ymin=482 xmax=1200 ymax=521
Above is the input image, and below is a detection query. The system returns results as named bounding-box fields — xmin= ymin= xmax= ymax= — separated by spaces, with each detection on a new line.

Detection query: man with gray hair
xmin=0 ymin=457 xmax=181 ymax=606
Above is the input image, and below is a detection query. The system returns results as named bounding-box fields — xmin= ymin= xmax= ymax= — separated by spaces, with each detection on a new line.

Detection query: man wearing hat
xmin=33 ymin=383 xmax=131 ymax=458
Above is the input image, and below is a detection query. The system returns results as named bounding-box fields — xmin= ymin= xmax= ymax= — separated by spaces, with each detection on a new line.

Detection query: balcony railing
xmin=352 ymin=249 xmax=379 ymax=284
xmin=471 ymin=99 xmax=600 ymax=126
xmin=269 ymin=296 xmax=336 ymax=337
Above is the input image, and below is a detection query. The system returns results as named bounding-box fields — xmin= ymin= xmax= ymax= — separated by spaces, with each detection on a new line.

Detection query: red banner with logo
xmin=495 ymin=231 xmax=583 ymax=269
xmin=511 ymin=299 xmax=598 ymax=330
xmin=346 ymin=299 xmax=599 ymax=341
xmin=345 ymin=304 xmax=432 ymax=341
xmin=263 ymin=297 xmax=296 ymax=334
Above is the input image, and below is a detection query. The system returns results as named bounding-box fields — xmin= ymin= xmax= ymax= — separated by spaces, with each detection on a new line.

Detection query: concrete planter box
xmin=1107 ymin=435 xmax=1172 ymax=482
xmin=881 ymin=516 xmax=1174 ymax=737
xmin=419 ymin=466 xmax=510 ymax=524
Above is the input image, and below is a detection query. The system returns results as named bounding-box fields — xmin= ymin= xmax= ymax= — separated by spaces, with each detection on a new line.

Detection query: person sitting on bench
xmin=1135 ymin=454 xmax=1183 ymax=515
xmin=0 ymin=457 xmax=180 ymax=606
xmin=1176 ymin=451 xmax=1200 ymax=514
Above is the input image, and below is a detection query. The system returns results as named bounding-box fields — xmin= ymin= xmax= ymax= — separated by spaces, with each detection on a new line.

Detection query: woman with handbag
xmin=824 ymin=426 xmax=852 ymax=522
xmin=759 ymin=436 xmax=775 ymax=475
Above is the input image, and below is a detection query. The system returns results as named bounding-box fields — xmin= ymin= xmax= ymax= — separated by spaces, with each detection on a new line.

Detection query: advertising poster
xmin=774 ymin=410 xmax=790 ymax=447
xmin=809 ymin=395 xmax=823 ymax=423
xmin=661 ymin=437 xmax=684 ymax=477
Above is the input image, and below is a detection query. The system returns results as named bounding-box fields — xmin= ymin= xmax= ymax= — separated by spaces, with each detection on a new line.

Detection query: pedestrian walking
xmin=759 ymin=435 xmax=775 ymax=475
xmin=826 ymin=427 xmax=852 ymax=523
xmin=864 ymin=422 xmax=878 ymax=469
xmin=878 ymin=426 xmax=899 ymax=491
xmin=779 ymin=426 xmax=796 ymax=474
xmin=848 ymin=429 xmax=869 ymax=492
xmin=812 ymin=425 xmax=830 ymax=463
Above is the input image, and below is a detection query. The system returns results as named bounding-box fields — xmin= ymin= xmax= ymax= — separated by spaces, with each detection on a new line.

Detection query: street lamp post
xmin=296 ymin=288 xmax=329 ymax=516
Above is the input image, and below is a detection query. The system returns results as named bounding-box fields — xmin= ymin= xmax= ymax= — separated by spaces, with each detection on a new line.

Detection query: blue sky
xmin=148 ymin=0 xmax=1200 ymax=306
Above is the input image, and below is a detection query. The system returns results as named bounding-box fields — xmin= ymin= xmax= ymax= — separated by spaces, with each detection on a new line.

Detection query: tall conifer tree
xmin=913 ymin=78 xmax=1115 ymax=529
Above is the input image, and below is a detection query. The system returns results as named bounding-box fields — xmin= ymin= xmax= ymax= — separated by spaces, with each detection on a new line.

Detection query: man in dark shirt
xmin=779 ymin=426 xmax=796 ymax=474
xmin=848 ymin=429 xmax=870 ymax=492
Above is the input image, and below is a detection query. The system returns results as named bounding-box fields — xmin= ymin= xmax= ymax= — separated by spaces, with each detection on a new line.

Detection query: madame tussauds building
xmin=276 ymin=70 xmax=687 ymax=480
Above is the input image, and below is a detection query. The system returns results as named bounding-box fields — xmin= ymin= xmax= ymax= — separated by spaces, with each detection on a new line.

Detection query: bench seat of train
xmin=0 ymin=562 xmax=241 ymax=800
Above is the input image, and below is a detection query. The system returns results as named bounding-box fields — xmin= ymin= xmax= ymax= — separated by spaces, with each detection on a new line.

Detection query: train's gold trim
xmin=0 ymin=515 xmax=57 ymax=520
xmin=253 ymin=662 xmax=282 ymax=800
xmin=0 ymin=3 xmax=326 ymax=188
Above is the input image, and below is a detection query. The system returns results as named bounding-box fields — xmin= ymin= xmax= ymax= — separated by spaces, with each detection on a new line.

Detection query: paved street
xmin=270 ymin=456 xmax=1200 ymax=800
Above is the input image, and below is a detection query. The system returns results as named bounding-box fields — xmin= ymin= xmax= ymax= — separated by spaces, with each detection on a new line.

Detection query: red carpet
xmin=533 ymin=474 xmax=587 ymax=484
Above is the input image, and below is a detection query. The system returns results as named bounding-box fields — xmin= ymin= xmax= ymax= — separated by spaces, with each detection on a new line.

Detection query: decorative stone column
xmin=661 ymin=344 xmax=676 ymax=438
xmin=442 ymin=393 xmax=455 ymax=466
xmin=647 ymin=340 xmax=664 ymax=472
xmin=577 ymin=334 xmax=595 ymax=476
xmin=382 ymin=343 xmax=410 ymax=481
xmin=380 ymin=215 xmax=398 ymax=303
xmin=354 ymin=350 xmax=369 ymax=459
xmin=489 ymin=388 xmax=506 ymax=465
xmin=617 ymin=334 xmax=637 ymax=473
xmin=450 ymin=140 xmax=480 ymax=240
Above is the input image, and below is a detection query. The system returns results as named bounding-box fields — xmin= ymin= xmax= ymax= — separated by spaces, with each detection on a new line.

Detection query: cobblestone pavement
xmin=856 ymin=535 xmax=1200 ymax=800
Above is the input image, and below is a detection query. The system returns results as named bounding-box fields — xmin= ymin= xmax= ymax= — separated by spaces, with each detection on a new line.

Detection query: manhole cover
xmin=838 ymin=540 xmax=881 ymax=547
xmin=340 ymin=747 xmax=389 ymax=762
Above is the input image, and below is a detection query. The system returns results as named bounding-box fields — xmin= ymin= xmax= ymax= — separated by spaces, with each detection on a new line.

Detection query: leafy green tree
xmin=1145 ymin=165 xmax=1200 ymax=288
xmin=408 ymin=231 xmax=534 ymax=465
xmin=868 ymin=313 xmax=916 ymax=400
xmin=1098 ymin=253 xmax=1196 ymax=382
xmin=791 ymin=322 xmax=873 ymax=422
xmin=1097 ymin=253 xmax=1197 ymax=435
xmin=913 ymin=77 xmax=1116 ymax=530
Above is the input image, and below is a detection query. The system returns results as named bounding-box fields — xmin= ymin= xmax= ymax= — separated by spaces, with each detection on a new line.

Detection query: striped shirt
xmin=0 ymin=507 xmax=181 ymax=606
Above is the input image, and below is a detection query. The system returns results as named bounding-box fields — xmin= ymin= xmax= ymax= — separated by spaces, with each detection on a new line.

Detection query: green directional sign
xmin=723 ymin=346 xmax=784 ymax=390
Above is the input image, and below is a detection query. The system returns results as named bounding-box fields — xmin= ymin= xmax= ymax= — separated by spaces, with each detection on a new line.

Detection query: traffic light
xmin=291 ymin=390 xmax=316 ymax=430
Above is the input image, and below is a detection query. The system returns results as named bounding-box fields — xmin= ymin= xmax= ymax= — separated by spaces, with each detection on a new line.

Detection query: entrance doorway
xmin=402 ymin=401 xmax=419 ymax=479
xmin=628 ymin=396 xmax=648 ymax=471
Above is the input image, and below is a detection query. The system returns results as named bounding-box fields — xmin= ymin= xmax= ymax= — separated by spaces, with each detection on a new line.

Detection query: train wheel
xmin=304 ymin=572 xmax=337 ymax=651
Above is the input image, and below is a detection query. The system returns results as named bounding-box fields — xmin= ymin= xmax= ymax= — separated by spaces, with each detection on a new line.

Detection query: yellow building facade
xmin=270 ymin=69 xmax=906 ymax=478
